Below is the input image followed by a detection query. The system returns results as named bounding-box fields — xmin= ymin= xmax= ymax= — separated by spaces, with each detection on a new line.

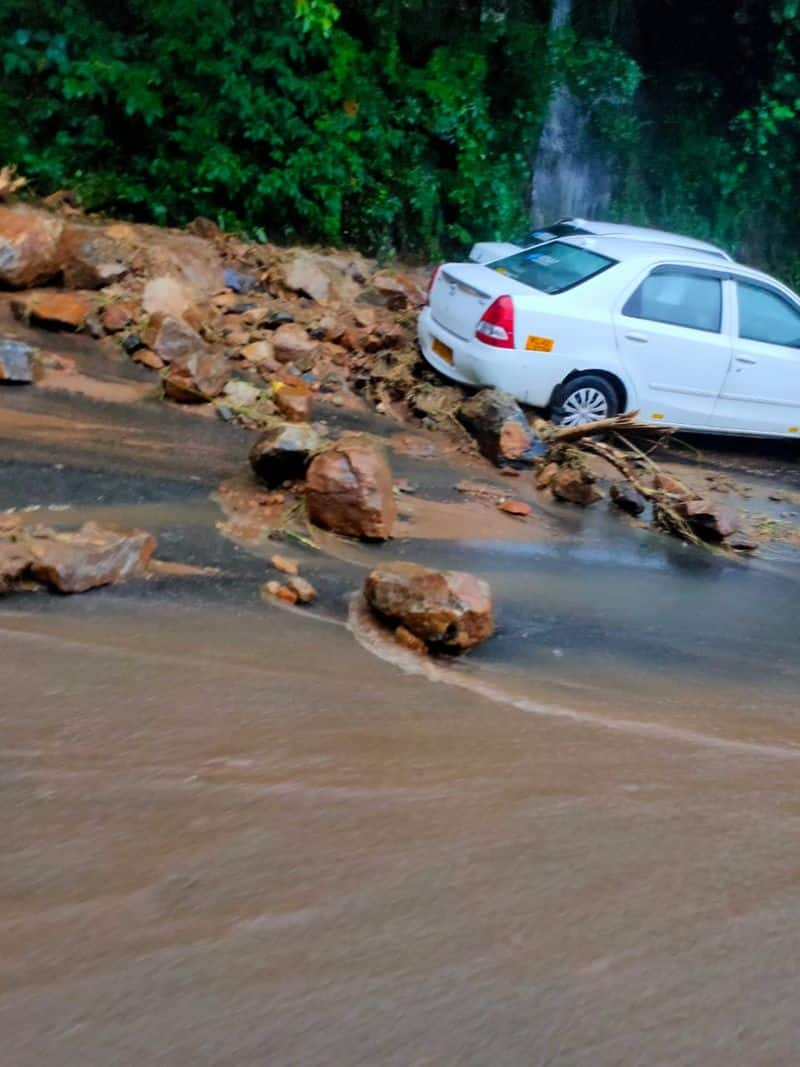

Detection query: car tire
xmin=551 ymin=374 xmax=620 ymax=427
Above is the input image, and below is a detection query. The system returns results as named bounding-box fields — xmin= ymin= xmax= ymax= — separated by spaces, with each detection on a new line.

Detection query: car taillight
xmin=475 ymin=296 xmax=514 ymax=348
xmin=426 ymin=264 xmax=442 ymax=304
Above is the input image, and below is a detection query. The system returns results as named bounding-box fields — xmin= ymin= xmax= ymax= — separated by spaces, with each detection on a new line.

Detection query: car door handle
xmin=625 ymin=333 xmax=648 ymax=343
xmin=735 ymin=356 xmax=757 ymax=365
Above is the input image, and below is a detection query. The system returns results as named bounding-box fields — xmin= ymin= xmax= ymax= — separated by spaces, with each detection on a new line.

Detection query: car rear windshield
xmin=490 ymin=241 xmax=616 ymax=295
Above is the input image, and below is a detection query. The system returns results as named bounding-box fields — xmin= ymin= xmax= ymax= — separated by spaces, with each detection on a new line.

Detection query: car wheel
xmin=552 ymin=375 xmax=619 ymax=427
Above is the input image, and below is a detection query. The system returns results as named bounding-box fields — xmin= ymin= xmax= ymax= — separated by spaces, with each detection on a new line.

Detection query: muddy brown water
xmin=2 ymin=341 xmax=800 ymax=1064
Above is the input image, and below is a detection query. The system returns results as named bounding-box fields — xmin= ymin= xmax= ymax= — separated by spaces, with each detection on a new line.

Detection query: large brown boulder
xmin=162 ymin=350 xmax=230 ymax=403
xmin=306 ymin=445 xmax=396 ymax=540
xmin=364 ymin=562 xmax=493 ymax=651
xmin=27 ymin=522 xmax=155 ymax=593
xmin=59 ymin=224 xmax=130 ymax=289
xmin=249 ymin=422 xmax=323 ymax=487
xmin=458 ymin=388 xmax=542 ymax=467
xmin=0 ymin=205 xmax=64 ymax=288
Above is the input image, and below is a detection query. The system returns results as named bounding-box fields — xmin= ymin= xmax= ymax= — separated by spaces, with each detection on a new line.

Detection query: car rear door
xmin=712 ymin=279 xmax=800 ymax=436
xmin=614 ymin=265 xmax=732 ymax=427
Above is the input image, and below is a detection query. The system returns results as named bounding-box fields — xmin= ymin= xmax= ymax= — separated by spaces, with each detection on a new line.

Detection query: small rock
xmin=222 ymin=379 xmax=261 ymax=408
xmin=23 ymin=291 xmax=93 ymax=330
xmin=142 ymin=312 xmax=205 ymax=364
xmin=249 ymin=422 xmax=323 ymax=488
xmin=287 ymin=576 xmax=317 ymax=603
xmin=728 ymin=532 xmax=759 ymax=552
xmin=271 ymin=554 xmax=298 ymax=576
xmin=275 ymin=584 xmax=298 ymax=604
xmin=28 ymin=521 xmax=155 ymax=593
xmin=306 ymin=445 xmax=396 ymax=540
xmin=132 ymin=348 xmax=164 ymax=370
xmin=274 ymin=384 xmax=311 ymax=423
xmin=282 ymin=255 xmax=331 ymax=303
xmin=654 ymin=473 xmax=694 ymax=500
xmin=241 ymin=340 xmax=276 ymax=366
xmin=677 ymin=497 xmax=740 ymax=541
xmin=224 ymin=267 xmax=258 ymax=294
xmin=272 ymin=323 xmax=317 ymax=365
xmin=610 ymin=482 xmax=647 ymax=516
xmin=498 ymin=499 xmax=532 ymax=517
xmin=371 ymin=270 xmax=426 ymax=309
xmin=550 ymin=467 xmax=603 ymax=507
xmin=458 ymin=388 xmax=542 ymax=467
xmin=101 ymin=300 xmax=137 ymax=333
xmin=0 ymin=339 xmax=36 ymax=384
xmin=265 ymin=311 xmax=295 ymax=329
xmin=364 ymin=561 xmax=493 ymax=651
xmin=59 ymin=224 xmax=130 ymax=289
xmin=162 ymin=349 xmax=230 ymax=403
xmin=394 ymin=624 xmax=428 ymax=654
xmin=121 ymin=333 xmax=145 ymax=355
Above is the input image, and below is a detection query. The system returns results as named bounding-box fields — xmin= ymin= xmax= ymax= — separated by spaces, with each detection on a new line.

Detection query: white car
xmin=419 ymin=235 xmax=800 ymax=437
xmin=469 ymin=217 xmax=732 ymax=266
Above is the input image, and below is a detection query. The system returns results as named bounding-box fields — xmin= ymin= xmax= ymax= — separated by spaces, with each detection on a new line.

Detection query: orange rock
xmin=365 ymin=561 xmax=493 ymax=651
xmin=132 ymin=348 xmax=164 ymax=370
xmin=287 ymin=576 xmax=317 ymax=603
xmin=276 ymin=584 xmax=298 ymax=604
xmin=274 ymin=385 xmax=311 ymax=423
xmin=498 ymin=499 xmax=532 ymax=517
xmin=271 ymin=554 xmax=299 ymax=576
xmin=24 ymin=291 xmax=94 ymax=330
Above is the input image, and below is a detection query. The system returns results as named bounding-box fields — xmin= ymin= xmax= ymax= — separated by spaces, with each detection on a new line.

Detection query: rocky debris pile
xmin=306 ymin=444 xmax=396 ymax=540
xmin=0 ymin=338 xmax=36 ymax=383
xmin=1 ymin=518 xmax=156 ymax=595
xmin=531 ymin=412 xmax=753 ymax=549
xmin=364 ymin=561 xmax=493 ymax=652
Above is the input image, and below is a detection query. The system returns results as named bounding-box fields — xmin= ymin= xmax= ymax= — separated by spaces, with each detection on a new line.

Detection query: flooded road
xmin=2 ymin=353 xmax=800 ymax=1064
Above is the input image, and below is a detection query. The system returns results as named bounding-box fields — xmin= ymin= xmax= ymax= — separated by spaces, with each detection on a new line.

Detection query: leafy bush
xmin=0 ymin=0 xmax=638 ymax=259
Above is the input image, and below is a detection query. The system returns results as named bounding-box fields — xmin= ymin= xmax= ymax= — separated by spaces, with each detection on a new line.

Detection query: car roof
xmin=561 ymin=218 xmax=731 ymax=258
xmin=553 ymin=235 xmax=794 ymax=294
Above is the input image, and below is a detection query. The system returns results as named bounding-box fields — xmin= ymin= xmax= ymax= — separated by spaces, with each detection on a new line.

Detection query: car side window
xmin=623 ymin=270 xmax=722 ymax=333
xmin=738 ymin=283 xmax=800 ymax=348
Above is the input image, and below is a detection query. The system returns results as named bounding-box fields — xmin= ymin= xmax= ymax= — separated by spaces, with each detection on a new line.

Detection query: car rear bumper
xmin=417 ymin=307 xmax=555 ymax=404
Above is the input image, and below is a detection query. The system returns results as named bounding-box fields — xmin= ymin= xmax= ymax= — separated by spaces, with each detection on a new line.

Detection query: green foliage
xmin=0 ymin=0 xmax=638 ymax=259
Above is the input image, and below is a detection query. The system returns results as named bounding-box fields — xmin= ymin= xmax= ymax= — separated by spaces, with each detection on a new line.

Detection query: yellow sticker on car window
xmin=525 ymin=335 xmax=554 ymax=352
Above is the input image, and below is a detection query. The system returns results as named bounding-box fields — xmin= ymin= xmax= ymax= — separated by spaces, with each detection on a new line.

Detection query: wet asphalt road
xmin=2 ymin=353 xmax=800 ymax=1065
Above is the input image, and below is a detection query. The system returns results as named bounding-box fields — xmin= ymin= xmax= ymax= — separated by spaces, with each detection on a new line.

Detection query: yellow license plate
xmin=432 ymin=338 xmax=453 ymax=364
